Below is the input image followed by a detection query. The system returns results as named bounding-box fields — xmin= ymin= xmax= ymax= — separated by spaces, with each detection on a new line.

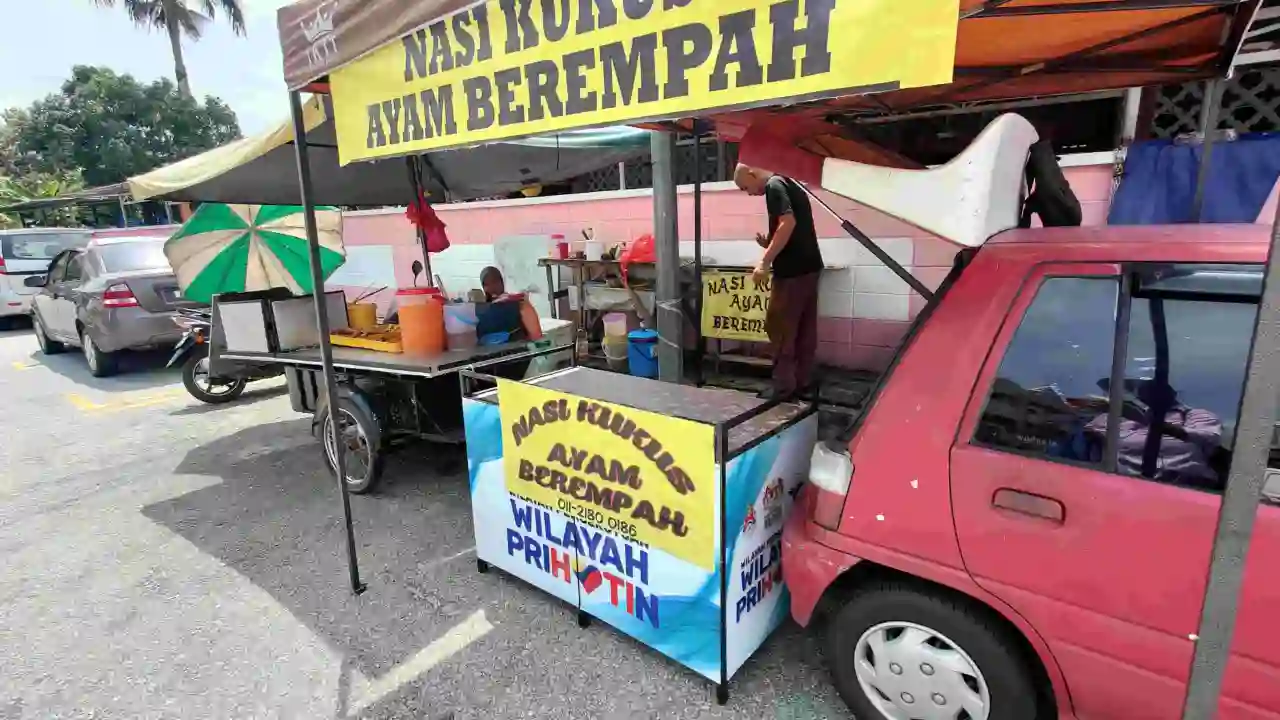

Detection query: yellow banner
xmin=497 ymin=379 xmax=716 ymax=570
xmin=703 ymin=269 xmax=770 ymax=343
xmin=330 ymin=0 xmax=958 ymax=164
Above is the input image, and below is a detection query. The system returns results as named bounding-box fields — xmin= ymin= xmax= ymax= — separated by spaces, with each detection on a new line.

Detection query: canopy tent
xmin=270 ymin=2 xmax=1280 ymax=715
xmin=672 ymin=0 xmax=1261 ymax=176
xmin=0 ymin=182 xmax=130 ymax=215
xmin=277 ymin=0 xmax=1259 ymax=131
xmin=128 ymin=95 xmax=650 ymax=206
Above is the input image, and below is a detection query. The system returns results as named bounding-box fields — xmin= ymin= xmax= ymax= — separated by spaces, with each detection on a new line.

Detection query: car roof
xmin=0 ymin=227 xmax=92 ymax=236
xmin=86 ymin=235 xmax=166 ymax=247
xmin=988 ymin=223 xmax=1271 ymax=246
xmin=977 ymin=223 xmax=1272 ymax=265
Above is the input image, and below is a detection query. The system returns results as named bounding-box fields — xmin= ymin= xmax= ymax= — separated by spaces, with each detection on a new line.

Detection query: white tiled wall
xmin=430 ymin=244 xmax=497 ymax=298
xmin=418 ymin=234 xmax=917 ymax=323
xmin=675 ymin=237 xmax=916 ymax=321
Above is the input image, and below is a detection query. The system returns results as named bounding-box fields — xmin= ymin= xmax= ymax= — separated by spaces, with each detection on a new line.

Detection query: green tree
xmin=93 ymin=0 xmax=246 ymax=99
xmin=5 ymin=66 xmax=241 ymax=187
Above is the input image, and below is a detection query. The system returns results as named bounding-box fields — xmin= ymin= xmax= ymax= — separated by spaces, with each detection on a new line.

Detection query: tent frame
xmin=280 ymin=9 xmax=1277 ymax=716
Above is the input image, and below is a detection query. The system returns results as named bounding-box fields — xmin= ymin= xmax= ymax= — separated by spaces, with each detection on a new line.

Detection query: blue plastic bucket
xmin=627 ymin=329 xmax=659 ymax=378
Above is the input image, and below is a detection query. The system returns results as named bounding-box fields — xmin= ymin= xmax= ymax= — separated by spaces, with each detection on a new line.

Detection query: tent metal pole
xmin=652 ymin=131 xmax=682 ymax=383
xmin=1180 ymin=153 xmax=1280 ymax=718
xmin=693 ymin=123 xmax=705 ymax=387
xmin=289 ymin=90 xmax=366 ymax=596
xmin=1191 ymin=79 xmax=1223 ymax=222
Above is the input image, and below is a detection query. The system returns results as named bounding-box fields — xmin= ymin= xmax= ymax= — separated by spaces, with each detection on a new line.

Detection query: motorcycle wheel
xmin=182 ymin=351 xmax=247 ymax=404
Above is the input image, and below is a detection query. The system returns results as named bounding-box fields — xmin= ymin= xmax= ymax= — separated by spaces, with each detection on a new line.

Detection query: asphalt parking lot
xmin=0 ymin=323 xmax=854 ymax=720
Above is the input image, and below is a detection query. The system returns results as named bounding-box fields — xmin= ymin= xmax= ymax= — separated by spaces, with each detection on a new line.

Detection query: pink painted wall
xmin=340 ymin=164 xmax=1117 ymax=372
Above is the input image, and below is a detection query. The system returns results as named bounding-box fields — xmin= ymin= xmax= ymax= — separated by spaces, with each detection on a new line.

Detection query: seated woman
xmin=475 ymin=266 xmax=541 ymax=343
xmin=475 ymin=266 xmax=542 ymax=380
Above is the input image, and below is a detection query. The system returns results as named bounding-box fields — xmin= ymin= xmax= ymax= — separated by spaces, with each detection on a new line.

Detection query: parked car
xmin=27 ymin=235 xmax=192 ymax=377
xmin=0 ymin=228 xmax=92 ymax=328
xmin=786 ymin=224 xmax=1280 ymax=719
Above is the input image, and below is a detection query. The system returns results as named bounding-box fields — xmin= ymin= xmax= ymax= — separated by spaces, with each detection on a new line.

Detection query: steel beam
xmin=1181 ymin=147 xmax=1280 ymax=720
xmin=651 ymin=131 xmax=683 ymax=383
xmin=288 ymin=90 xmax=366 ymax=597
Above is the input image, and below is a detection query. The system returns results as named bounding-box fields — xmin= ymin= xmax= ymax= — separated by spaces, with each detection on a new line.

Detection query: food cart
xmin=270 ymin=0 xmax=960 ymax=701
xmin=271 ymin=0 xmax=1277 ymax=713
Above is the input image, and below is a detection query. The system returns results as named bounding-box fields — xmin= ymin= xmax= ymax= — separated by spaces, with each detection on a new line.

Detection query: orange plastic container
xmin=399 ymin=297 xmax=445 ymax=355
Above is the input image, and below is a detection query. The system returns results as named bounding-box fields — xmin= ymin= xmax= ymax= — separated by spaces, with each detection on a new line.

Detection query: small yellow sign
xmin=702 ymin=269 xmax=771 ymax=343
xmin=498 ymin=379 xmax=716 ymax=570
xmin=329 ymin=0 xmax=959 ymax=164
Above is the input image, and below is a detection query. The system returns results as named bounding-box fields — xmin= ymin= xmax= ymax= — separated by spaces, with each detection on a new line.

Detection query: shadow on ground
xmin=0 ymin=317 xmax=33 ymax=336
xmin=143 ymin=419 xmax=848 ymax=720
xmin=142 ymin=420 xmax=495 ymax=717
xmin=27 ymin=347 xmax=182 ymax=392
xmin=166 ymin=382 xmax=289 ymax=416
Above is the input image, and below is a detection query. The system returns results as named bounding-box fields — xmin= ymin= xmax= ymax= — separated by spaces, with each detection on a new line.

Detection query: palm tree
xmin=93 ymin=0 xmax=246 ymax=99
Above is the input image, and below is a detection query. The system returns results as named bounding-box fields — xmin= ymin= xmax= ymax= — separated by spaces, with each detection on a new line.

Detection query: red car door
xmin=950 ymin=263 xmax=1274 ymax=718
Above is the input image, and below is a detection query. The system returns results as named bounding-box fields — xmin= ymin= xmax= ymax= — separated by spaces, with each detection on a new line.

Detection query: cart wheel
xmin=476 ymin=558 xmax=490 ymax=574
xmin=321 ymin=391 xmax=385 ymax=494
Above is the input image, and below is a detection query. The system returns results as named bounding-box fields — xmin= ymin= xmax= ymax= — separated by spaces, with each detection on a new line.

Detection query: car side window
xmin=975 ymin=265 xmax=1263 ymax=496
xmin=1110 ymin=273 xmax=1258 ymax=493
xmin=973 ymin=276 xmax=1119 ymax=467
xmin=47 ymin=253 xmax=71 ymax=283
xmin=63 ymin=254 xmax=84 ymax=283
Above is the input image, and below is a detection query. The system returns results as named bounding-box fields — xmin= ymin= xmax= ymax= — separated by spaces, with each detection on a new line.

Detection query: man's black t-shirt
xmin=765 ymin=175 xmax=823 ymax=278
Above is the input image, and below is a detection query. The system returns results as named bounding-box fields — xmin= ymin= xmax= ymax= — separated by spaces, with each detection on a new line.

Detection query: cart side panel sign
xmin=329 ymin=0 xmax=959 ymax=163
xmin=702 ymin=269 xmax=770 ymax=343
xmin=724 ymin=414 xmax=816 ymax=678
xmin=497 ymin=379 xmax=716 ymax=570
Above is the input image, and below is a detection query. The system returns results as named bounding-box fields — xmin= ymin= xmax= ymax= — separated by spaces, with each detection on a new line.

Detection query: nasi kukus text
xmin=327 ymin=0 xmax=964 ymax=164
xmin=363 ymin=0 xmax=835 ymax=150
xmin=497 ymin=379 xmax=717 ymax=570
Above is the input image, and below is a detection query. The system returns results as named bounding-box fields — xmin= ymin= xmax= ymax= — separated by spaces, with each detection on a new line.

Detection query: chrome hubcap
xmin=82 ymin=334 xmax=97 ymax=370
xmin=323 ymin=409 xmax=372 ymax=486
xmin=192 ymin=357 xmax=235 ymax=395
xmin=853 ymin=622 xmax=990 ymax=720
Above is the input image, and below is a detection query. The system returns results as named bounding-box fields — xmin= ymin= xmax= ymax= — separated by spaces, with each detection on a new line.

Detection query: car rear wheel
xmin=827 ymin=581 xmax=1039 ymax=720
xmin=33 ymin=313 xmax=64 ymax=355
xmin=182 ymin=352 xmax=247 ymax=404
xmin=82 ymin=329 xmax=118 ymax=378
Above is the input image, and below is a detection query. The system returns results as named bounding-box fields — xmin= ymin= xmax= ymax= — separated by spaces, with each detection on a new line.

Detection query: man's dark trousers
xmin=766 ymin=271 xmax=820 ymax=396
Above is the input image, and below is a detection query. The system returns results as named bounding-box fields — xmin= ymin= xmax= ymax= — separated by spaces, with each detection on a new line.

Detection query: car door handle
xmin=992 ymin=488 xmax=1065 ymax=524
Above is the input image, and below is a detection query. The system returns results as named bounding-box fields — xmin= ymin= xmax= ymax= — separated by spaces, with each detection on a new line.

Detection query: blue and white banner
xmin=464 ymin=395 xmax=815 ymax=683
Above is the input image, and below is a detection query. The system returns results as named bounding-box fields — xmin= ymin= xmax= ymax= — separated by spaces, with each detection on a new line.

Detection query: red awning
xmin=681 ymin=0 xmax=1258 ymax=181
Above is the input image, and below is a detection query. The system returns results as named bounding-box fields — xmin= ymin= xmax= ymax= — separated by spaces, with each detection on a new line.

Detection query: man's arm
xmin=762 ymin=214 xmax=796 ymax=266
xmin=755 ymin=178 xmax=795 ymax=281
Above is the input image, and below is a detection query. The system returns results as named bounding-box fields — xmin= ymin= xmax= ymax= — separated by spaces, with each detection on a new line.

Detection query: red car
xmin=785 ymin=224 xmax=1280 ymax=720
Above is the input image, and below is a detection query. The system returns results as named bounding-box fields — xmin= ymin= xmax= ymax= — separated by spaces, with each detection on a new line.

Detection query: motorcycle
xmin=167 ymin=306 xmax=281 ymax=404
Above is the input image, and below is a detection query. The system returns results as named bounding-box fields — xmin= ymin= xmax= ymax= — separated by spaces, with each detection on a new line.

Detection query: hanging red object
xmin=619 ymin=233 xmax=656 ymax=281
xmin=406 ymin=193 xmax=451 ymax=253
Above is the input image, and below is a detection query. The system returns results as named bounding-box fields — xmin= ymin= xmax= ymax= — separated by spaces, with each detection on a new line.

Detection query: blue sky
xmin=0 ymin=0 xmax=293 ymax=135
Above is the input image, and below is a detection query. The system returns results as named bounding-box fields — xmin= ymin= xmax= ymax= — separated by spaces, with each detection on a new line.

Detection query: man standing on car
xmin=734 ymin=164 xmax=824 ymax=400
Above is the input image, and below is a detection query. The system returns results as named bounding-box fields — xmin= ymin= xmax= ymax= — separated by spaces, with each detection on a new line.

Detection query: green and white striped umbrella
xmin=164 ymin=204 xmax=346 ymax=303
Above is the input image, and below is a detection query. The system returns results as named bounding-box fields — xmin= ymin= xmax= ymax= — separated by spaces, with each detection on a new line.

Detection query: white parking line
xmin=350 ymin=610 xmax=495 ymax=714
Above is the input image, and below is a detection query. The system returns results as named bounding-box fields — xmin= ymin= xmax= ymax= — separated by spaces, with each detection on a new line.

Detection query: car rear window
xmin=95 ymin=241 xmax=170 ymax=272
xmin=1 ymin=232 xmax=89 ymax=260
